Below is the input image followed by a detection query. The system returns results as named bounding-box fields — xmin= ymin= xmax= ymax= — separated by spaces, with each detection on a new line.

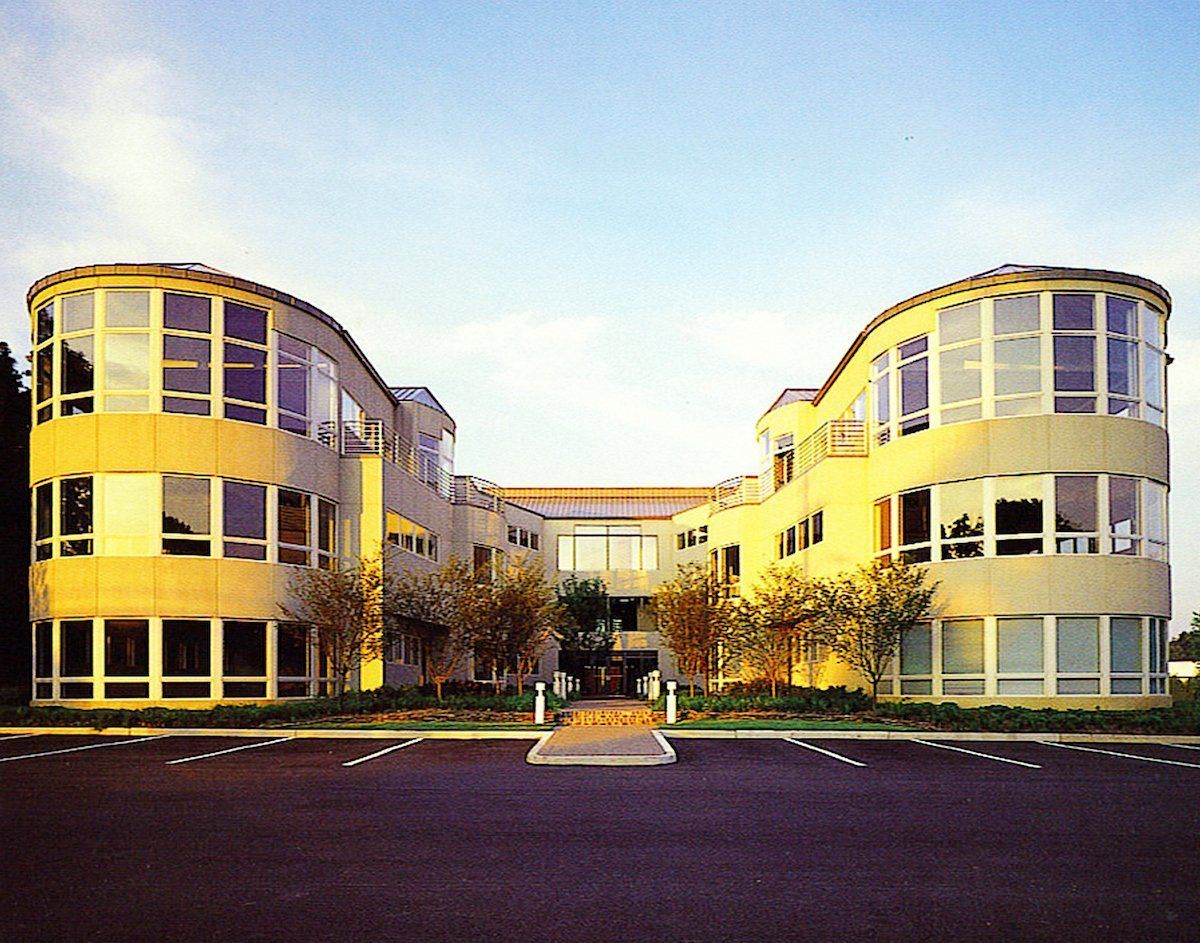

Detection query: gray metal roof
xmin=502 ymin=487 xmax=711 ymax=520
xmin=390 ymin=386 xmax=451 ymax=417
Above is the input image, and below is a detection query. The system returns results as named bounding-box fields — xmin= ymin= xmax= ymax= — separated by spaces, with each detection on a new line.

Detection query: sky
xmin=1 ymin=0 xmax=1198 ymax=629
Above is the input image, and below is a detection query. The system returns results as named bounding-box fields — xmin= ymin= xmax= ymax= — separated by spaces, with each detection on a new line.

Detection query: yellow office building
xmin=26 ymin=263 xmax=1171 ymax=708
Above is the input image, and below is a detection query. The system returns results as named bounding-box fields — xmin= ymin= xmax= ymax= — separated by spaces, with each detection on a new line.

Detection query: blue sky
xmin=1 ymin=0 xmax=1198 ymax=628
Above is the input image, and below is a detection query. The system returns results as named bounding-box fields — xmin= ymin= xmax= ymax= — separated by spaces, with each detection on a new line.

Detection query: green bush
xmin=0 ymin=685 xmax=564 ymax=728
xmin=874 ymin=700 xmax=1200 ymax=734
xmin=650 ymin=685 xmax=871 ymax=715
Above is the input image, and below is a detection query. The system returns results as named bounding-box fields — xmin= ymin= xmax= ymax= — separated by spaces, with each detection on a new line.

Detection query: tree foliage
xmin=738 ymin=565 xmax=824 ymax=697
xmin=0 ymin=342 xmax=29 ymax=701
xmin=555 ymin=575 xmax=613 ymax=652
xmin=652 ymin=563 xmax=741 ymax=695
xmin=279 ymin=554 xmax=384 ymax=701
xmin=384 ymin=557 xmax=479 ymax=700
xmin=1170 ymin=622 xmax=1200 ymax=662
xmin=818 ymin=561 xmax=938 ymax=709
xmin=479 ymin=552 xmax=564 ymax=695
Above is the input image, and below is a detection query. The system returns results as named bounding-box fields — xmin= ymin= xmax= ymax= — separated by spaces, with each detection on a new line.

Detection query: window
xmin=60 ymin=332 xmax=95 ymax=415
xmin=277 ymin=623 xmax=311 ymax=686
xmin=1143 ymin=480 xmax=1167 ymax=562
xmin=1053 ymin=333 xmax=1095 ymax=414
xmin=1053 ymin=294 xmax=1094 ymax=331
xmin=60 ymin=620 xmax=93 ymax=677
xmin=993 ymin=336 xmax=1041 ymax=416
xmin=996 ymin=617 xmax=1044 ymax=687
xmin=557 ymin=526 xmax=658 ymax=571
xmin=874 ymin=496 xmax=892 ymax=558
xmin=1107 ymin=336 xmax=1139 ymax=417
xmin=35 ymin=622 xmax=52 ymax=679
xmin=712 ymin=544 xmax=740 ymax=593
xmin=897 ymin=336 xmax=929 ymax=435
xmin=223 ymin=621 xmax=267 ymax=697
xmin=942 ymin=619 xmax=984 ymax=675
xmin=938 ymin=479 xmax=983 ymax=559
xmin=1109 ymin=617 xmax=1142 ymax=694
xmin=1056 ymin=617 xmax=1099 ymax=693
xmin=61 ymin=293 xmax=94 ymax=332
xmin=277 ymin=335 xmax=311 ymax=435
xmin=994 ymin=476 xmax=1043 ymax=555
xmin=106 ymin=290 xmax=150 ymax=328
xmin=508 ymin=525 xmax=540 ymax=550
xmin=898 ymin=488 xmax=931 ymax=562
xmin=938 ymin=302 xmax=980 ymax=344
xmin=1149 ymin=618 xmax=1169 ymax=693
xmin=101 ymin=474 xmax=156 ymax=555
xmin=1143 ymin=306 xmax=1166 ymax=425
xmin=386 ymin=511 xmax=438 ymax=562
xmin=164 ymin=293 xmax=211 ymax=332
xmin=773 ymin=435 xmax=795 ymax=489
xmin=278 ymin=489 xmax=311 ymax=565
xmin=163 ymin=333 xmax=211 ymax=415
xmin=387 ymin=634 xmax=421 ymax=666
xmin=473 ymin=544 xmax=500 ymax=579
xmin=105 ymin=620 xmax=149 ymax=676
xmin=224 ymin=301 xmax=268 ymax=345
xmin=900 ymin=622 xmax=932 ymax=694
xmin=810 ymin=511 xmax=823 ymax=545
xmin=162 ymin=620 xmax=211 ymax=676
xmin=1054 ymin=476 xmax=1098 ymax=554
xmin=993 ymin=295 xmax=1040 ymax=335
xmin=223 ymin=481 xmax=267 ymax=560
xmin=59 ymin=476 xmax=93 ymax=556
xmin=223 ymin=342 xmax=267 ymax=423
xmin=872 ymin=352 xmax=891 ymax=446
xmin=162 ymin=476 xmax=211 ymax=556
xmin=104 ymin=332 xmax=151 ymax=410
xmin=1108 ymin=476 xmax=1140 ymax=555
xmin=317 ymin=499 xmax=337 ymax=569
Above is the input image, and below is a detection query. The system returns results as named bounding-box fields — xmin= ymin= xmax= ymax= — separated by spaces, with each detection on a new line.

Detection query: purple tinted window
xmin=898 ymin=336 xmax=928 ymax=360
xmin=278 ymin=358 xmax=308 ymax=415
xmin=1107 ymin=338 xmax=1138 ymax=396
xmin=37 ymin=305 xmax=53 ymax=343
xmin=223 ymin=481 xmax=266 ymax=540
xmin=1106 ymin=297 xmax=1137 ymax=336
xmin=1053 ymin=294 xmax=1094 ymax=331
xmin=1053 ymin=335 xmax=1094 ymax=391
xmin=61 ymin=335 xmax=94 ymax=393
xmin=225 ymin=403 xmax=266 ymax=424
xmin=224 ymin=302 xmax=268 ymax=345
xmin=1054 ymin=396 xmax=1095 ymax=413
xmin=899 ymin=358 xmax=928 ymax=415
xmin=163 ymin=294 xmax=211 ymax=332
xmin=163 ymin=335 xmax=211 ymax=393
xmin=224 ymin=343 xmax=266 ymax=403
xmin=164 ymin=396 xmax=210 ymax=415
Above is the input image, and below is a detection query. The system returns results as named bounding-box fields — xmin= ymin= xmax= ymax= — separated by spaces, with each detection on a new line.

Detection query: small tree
xmin=493 ymin=552 xmax=564 ymax=695
xmin=739 ymin=565 xmax=821 ymax=697
xmin=555 ymin=576 xmax=613 ymax=652
xmin=819 ymin=561 xmax=938 ymax=710
xmin=384 ymin=557 xmax=478 ymax=700
xmin=652 ymin=563 xmax=740 ymax=695
xmin=1170 ymin=620 xmax=1200 ymax=662
xmin=280 ymin=553 xmax=384 ymax=702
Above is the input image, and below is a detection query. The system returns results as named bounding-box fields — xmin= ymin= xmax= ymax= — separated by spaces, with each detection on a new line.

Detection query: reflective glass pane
xmin=1057 ymin=617 xmax=1099 ymax=673
xmin=105 ymin=619 xmax=149 ymax=675
xmin=997 ymin=678 xmax=1043 ymax=695
xmin=994 ymin=337 xmax=1041 ymax=395
xmin=61 ymin=620 xmax=93 ymax=676
xmin=1054 ymin=476 xmax=1096 ymax=533
xmin=318 ymin=500 xmax=336 ymax=554
xmin=163 ymin=293 xmax=211 ymax=332
xmin=61 ymin=294 xmax=94 ymax=332
xmin=997 ymin=617 xmax=1043 ymax=674
xmin=37 ymin=304 xmax=54 ymax=343
xmin=900 ymin=358 xmax=927 ymax=415
xmin=1053 ymin=335 xmax=1094 ymax=391
xmin=873 ymin=375 xmax=890 ymax=424
xmin=1141 ymin=307 xmax=1163 ymax=347
xmin=1143 ymin=346 xmax=1163 ymax=408
xmin=224 ymin=302 xmax=268 ymax=345
xmin=277 ymin=624 xmax=310 ymax=677
xmin=1107 ymin=338 xmax=1138 ymax=396
xmin=35 ymin=346 xmax=52 ymax=402
xmin=278 ymin=354 xmax=308 ymax=415
xmin=942 ymin=619 xmax=984 ymax=674
xmin=163 ymin=620 xmax=211 ymax=676
xmin=1110 ymin=618 xmax=1142 ymax=674
xmin=939 ymin=343 xmax=981 ymax=404
xmin=1057 ymin=677 xmax=1100 ymax=694
xmin=224 ymin=343 xmax=267 ymax=403
xmin=163 ymin=334 xmax=211 ymax=393
xmin=223 ymin=481 xmax=266 ymax=540
xmin=874 ymin=497 xmax=891 ymax=552
xmin=1143 ymin=480 xmax=1166 ymax=544
xmin=105 ymin=291 xmax=150 ymax=327
xmin=104 ymin=333 xmax=149 ymax=390
xmin=223 ymin=621 xmax=266 ymax=676
xmin=1053 ymin=294 xmax=1094 ymax=330
xmin=995 ymin=476 xmax=1043 ymax=534
xmin=901 ymin=623 xmax=932 ymax=675
xmin=938 ymin=303 xmax=980 ymax=344
xmin=993 ymin=295 xmax=1040 ymax=335
xmin=60 ymin=477 xmax=92 ymax=535
xmin=900 ymin=489 xmax=930 ymax=546
xmin=163 ymin=476 xmax=210 ymax=535
xmin=61 ymin=335 xmax=94 ymax=393
xmin=939 ymin=479 xmax=983 ymax=540
xmin=1106 ymin=296 xmax=1137 ymax=336
xmin=35 ymin=482 xmax=52 ymax=540
xmin=278 ymin=490 xmax=310 ymax=547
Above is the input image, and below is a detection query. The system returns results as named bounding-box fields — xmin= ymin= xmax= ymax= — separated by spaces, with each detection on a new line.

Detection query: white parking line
xmin=0 ymin=733 xmax=37 ymax=742
xmin=1166 ymin=743 xmax=1200 ymax=752
xmin=913 ymin=738 xmax=1041 ymax=769
xmin=1039 ymin=741 xmax=1200 ymax=769
xmin=784 ymin=738 xmax=868 ymax=767
xmin=166 ymin=737 xmax=292 ymax=766
xmin=341 ymin=738 xmax=424 ymax=767
xmin=0 ymin=735 xmax=169 ymax=763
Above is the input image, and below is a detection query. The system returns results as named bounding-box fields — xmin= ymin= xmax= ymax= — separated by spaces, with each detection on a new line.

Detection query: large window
xmin=899 ymin=622 xmax=932 ymax=695
xmin=1056 ymin=617 xmax=1100 ymax=694
xmin=1109 ymin=617 xmax=1142 ymax=694
xmin=897 ymin=336 xmax=929 ymax=435
xmin=59 ymin=476 xmax=93 ymax=557
xmin=162 ymin=620 xmax=211 ymax=699
xmin=898 ymin=489 xmax=931 ymax=562
xmin=162 ymin=476 xmax=211 ymax=556
xmin=223 ymin=620 xmax=267 ymax=698
xmin=386 ymin=511 xmax=438 ymax=562
xmin=278 ymin=489 xmax=311 ymax=565
xmin=996 ymin=617 xmax=1044 ymax=694
xmin=557 ymin=525 xmax=659 ymax=571
xmin=994 ymin=476 xmax=1044 ymax=556
xmin=223 ymin=481 xmax=267 ymax=560
xmin=1109 ymin=476 xmax=1140 ymax=556
xmin=776 ymin=511 xmax=822 ymax=560
xmin=938 ymin=479 xmax=983 ymax=558
xmin=1054 ymin=476 xmax=1098 ymax=554
xmin=941 ymin=619 xmax=984 ymax=694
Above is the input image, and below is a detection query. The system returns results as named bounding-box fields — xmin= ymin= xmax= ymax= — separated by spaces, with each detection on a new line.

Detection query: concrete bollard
xmin=666 ymin=680 xmax=677 ymax=725
xmin=649 ymin=670 xmax=661 ymax=701
xmin=535 ymin=681 xmax=546 ymax=724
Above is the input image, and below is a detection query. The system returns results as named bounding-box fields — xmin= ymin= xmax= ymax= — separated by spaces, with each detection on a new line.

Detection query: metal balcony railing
xmin=711 ymin=475 xmax=760 ymax=511
xmin=452 ymin=476 xmax=505 ymax=512
xmin=322 ymin=419 xmax=454 ymax=499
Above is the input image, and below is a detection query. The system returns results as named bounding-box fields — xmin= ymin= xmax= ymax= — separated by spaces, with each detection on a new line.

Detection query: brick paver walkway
xmin=538 ymin=726 xmax=665 ymax=756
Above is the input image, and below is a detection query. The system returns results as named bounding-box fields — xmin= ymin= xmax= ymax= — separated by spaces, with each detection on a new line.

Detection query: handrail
xmin=711 ymin=475 xmax=760 ymax=511
xmin=323 ymin=419 xmax=455 ymax=499
xmin=452 ymin=476 xmax=505 ymax=512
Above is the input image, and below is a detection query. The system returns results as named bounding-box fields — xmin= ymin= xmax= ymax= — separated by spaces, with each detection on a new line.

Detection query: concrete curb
xmin=661 ymin=729 xmax=1200 ymax=743
xmin=0 ymin=726 xmax=547 ymax=740
xmin=526 ymin=729 xmax=678 ymax=766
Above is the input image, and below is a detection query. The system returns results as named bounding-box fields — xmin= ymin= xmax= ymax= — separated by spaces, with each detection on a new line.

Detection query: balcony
xmin=452 ymin=476 xmax=505 ymax=512
xmin=712 ymin=475 xmax=760 ymax=511
xmin=323 ymin=419 xmax=453 ymax=499
xmin=761 ymin=418 xmax=867 ymax=499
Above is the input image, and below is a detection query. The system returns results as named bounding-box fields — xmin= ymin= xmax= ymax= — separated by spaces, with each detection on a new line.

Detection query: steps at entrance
xmin=558 ymin=708 xmax=656 ymax=727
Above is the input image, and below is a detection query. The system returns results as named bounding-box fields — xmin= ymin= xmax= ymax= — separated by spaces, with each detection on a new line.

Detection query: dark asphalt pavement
xmin=1 ymin=734 xmax=1197 ymax=942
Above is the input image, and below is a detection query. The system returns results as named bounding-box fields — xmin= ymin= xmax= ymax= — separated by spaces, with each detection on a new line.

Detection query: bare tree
xmin=739 ymin=565 xmax=822 ymax=697
xmin=819 ymin=561 xmax=938 ymax=709
xmin=280 ymin=553 xmax=384 ymax=702
xmin=652 ymin=563 xmax=740 ymax=696
xmin=384 ymin=557 xmax=479 ymax=700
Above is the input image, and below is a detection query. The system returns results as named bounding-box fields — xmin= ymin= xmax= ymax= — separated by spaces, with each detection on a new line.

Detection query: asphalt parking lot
xmin=1 ymin=734 xmax=1197 ymax=942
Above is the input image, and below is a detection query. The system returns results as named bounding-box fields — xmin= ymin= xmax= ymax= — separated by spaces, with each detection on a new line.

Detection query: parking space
xmin=1 ymin=735 xmax=1197 ymax=941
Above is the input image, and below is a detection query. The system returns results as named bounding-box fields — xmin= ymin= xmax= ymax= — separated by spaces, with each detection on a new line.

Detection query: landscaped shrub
xmin=0 ymin=685 xmax=564 ymax=728
xmin=874 ymin=700 xmax=1200 ymax=734
xmin=650 ymin=685 xmax=872 ymax=715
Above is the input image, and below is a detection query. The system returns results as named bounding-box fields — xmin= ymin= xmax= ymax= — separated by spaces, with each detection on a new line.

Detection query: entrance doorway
xmin=559 ymin=650 xmax=658 ymax=698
